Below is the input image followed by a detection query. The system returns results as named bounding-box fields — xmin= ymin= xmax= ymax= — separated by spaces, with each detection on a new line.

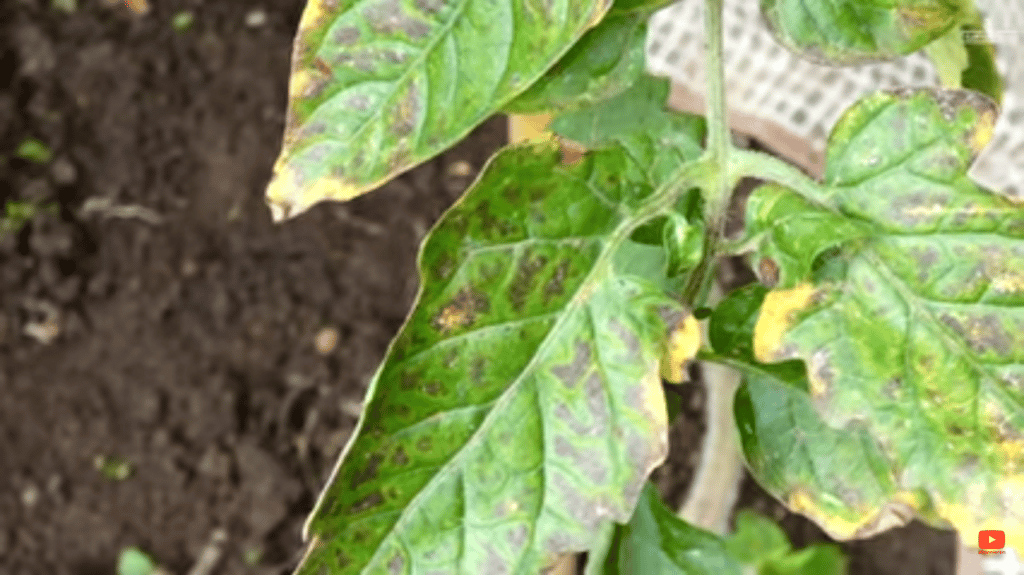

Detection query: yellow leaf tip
xmin=753 ymin=283 xmax=818 ymax=362
xmin=660 ymin=314 xmax=701 ymax=384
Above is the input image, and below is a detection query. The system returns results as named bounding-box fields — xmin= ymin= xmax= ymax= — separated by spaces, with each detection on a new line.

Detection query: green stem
xmin=704 ymin=0 xmax=728 ymax=171
xmin=730 ymin=149 xmax=831 ymax=205
xmin=680 ymin=0 xmax=731 ymax=310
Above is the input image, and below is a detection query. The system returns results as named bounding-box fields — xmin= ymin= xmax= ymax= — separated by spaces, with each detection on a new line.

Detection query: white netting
xmin=646 ymin=0 xmax=1024 ymax=199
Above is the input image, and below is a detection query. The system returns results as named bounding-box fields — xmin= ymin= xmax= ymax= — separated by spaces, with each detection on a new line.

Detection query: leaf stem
xmin=681 ymin=0 xmax=730 ymax=310
xmin=729 ymin=149 xmax=831 ymax=206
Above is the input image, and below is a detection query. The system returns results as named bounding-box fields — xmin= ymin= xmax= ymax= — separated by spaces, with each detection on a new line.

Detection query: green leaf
xmin=551 ymin=75 xmax=706 ymax=187
xmin=117 ymin=547 xmax=158 ymax=575
xmin=764 ymin=546 xmax=847 ymax=575
xmin=922 ymin=25 xmax=969 ymax=86
xmin=760 ymin=0 xmax=966 ymax=65
xmin=266 ymin=0 xmax=614 ymax=218
xmin=590 ymin=484 xmax=847 ymax=575
xmin=922 ymin=11 xmax=1004 ymax=105
xmin=16 ymin=138 xmax=52 ymax=164
xmin=750 ymin=88 xmax=1024 ymax=550
xmin=723 ymin=510 xmax=791 ymax=565
xmin=297 ymin=141 xmax=682 ymax=575
xmin=741 ymin=184 xmax=872 ymax=290
xmin=504 ymin=12 xmax=647 ymax=115
xmin=734 ymin=369 xmax=920 ymax=543
xmin=608 ymin=0 xmax=676 ymax=16
xmin=597 ymin=483 xmax=743 ymax=575
xmin=959 ymin=23 xmax=1004 ymax=104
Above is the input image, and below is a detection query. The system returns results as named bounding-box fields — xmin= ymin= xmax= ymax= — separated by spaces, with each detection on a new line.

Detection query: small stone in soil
xmin=447 ymin=160 xmax=473 ymax=177
xmin=315 ymin=326 xmax=339 ymax=355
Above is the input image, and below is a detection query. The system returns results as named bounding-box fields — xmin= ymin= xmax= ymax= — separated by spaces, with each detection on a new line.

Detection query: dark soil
xmin=0 ymin=1 xmax=956 ymax=574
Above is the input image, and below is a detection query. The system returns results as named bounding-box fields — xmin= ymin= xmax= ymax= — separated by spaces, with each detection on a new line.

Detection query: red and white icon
xmin=980 ymin=530 xmax=1006 ymax=551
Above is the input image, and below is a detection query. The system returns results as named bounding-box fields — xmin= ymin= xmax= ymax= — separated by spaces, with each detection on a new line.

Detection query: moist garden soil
xmin=0 ymin=1 xmax=957 ymax=574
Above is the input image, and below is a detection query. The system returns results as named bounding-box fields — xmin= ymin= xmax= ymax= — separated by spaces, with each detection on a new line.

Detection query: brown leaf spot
xmin=758 ymin=257 xmax=780 ymax=288
xmin=392 ymin=446 xmax=409 ymax=466
xmin=507 ymin=524 xmax=529 ymax=553
xmin=346 ymin=94 xmax=371 ymax=112
xmin=334 ymin=25 xmax=361 ymax=45
xmin=609 ymin=319 xmax=642 ymax=360
xmin=431 ymin=287 xmax=489 ymax=334
xmin=387 ymin=552 xmax=405 ymax=575
xmin=481 ymin=544 xmax=507 ymax=575
xmin=554 ymin=436 xmax=608 ymax=484
xmin=351 ymin=451 xmax=384 ymax=489
xmin=940 ymin=312 xmax=1012 ymax=356
xmin=364 ymin=0 xmax=431 ymax=38
xmin=509 ymin=254 xmax=548 ymax=311
xmin=415 ymin=0 xmax=445 ymax=14
xmin=391 ymin=83 xmax=420 ymax=137
xmin=471 ymin=358 xmax=486 ymax=382
xmin=350 ymin=491 xmax=384 ymax=513
xmin=416 ymin=436 xmax=432 ymax=452
xmin=543 ymin=260 xmax=571 ymax=303
xmin=550 ymin=341 xmax=591 ymax=387
xmin=423 ymin=380 xmax=442 ymax=396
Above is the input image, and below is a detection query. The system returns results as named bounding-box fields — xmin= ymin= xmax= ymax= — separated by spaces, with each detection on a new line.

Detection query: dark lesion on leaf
xmin=351 ymin=451 xmax=385 ymax=489
xmin=334 ymin=25 xmax=361 ymax=45
xmin=431 ymin=287 xmax=490 ymax=335
xmin=387 ymin=553 xmax=405 ymax=575
xmin=509 ymin=254 xmax=549 ymax=311
xmin=363 ymin=0 xmax=431 ymax=39
xmin=391 ymin=446 xmax=409 ymax=466
xmin=543 ymin=260 xmax=571 ymax=304
xmin=415 ymin=436 xmax=432 ymax=452
xmin=550 ymin=340 xmax=591 ymax=387
xmin=349 ymin=491 xmax=385 ymax=514
xmin=390 ymin=84 xmax=421 ymax=137
xmin=415 ymin=0 xmax=445 ymax=14
xmin=939 ymin=312 xmax=1012 ymax=356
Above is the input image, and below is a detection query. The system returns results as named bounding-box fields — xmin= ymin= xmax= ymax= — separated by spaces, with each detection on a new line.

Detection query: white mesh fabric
xmin=646 ymin=0 xmax=1024 ymax=200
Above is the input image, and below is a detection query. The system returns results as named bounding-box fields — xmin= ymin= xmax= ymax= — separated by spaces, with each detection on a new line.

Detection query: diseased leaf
xmin=266 ymin=0 xmax=613 ymax=219
xmin=660 ymin=313 xmax=701 ymax=384
xmin=597 ymin=483 xmax=743 ymax=575
xmin=741 ymin=184 xmax=871 ymax=290
xmin=760 ymin=0 xmax=966 ymax=65
xmin=749 ymin=88 xmax=1024 ymax=551
xmin=297 ymin=141 xmax=690 ymax=575
xmin=504 ymin=12 xmax=647 ymax=115
xmin=551 ymin=75 xmax=706 ymax=187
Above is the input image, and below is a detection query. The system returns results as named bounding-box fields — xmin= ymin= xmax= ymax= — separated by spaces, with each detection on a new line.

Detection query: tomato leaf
xmin=504 ymin=12 xmax=647 ymax=115
xmin=595 ymin=483 xmax=743 ymax=575
xmin=749 ymin=88 xmax=1024 ymax=551
xmin=589 ymin=484 xmax=847 ymax=575
xmin=551 ymin=75 xmax=706 ymax=187
xmin=760 ymin=0 xmax=966 ymax=65
xmin=296 ymin=134 xmax=708 ymax=573
xmin=266 ymin=0 xmax=613 ymax=218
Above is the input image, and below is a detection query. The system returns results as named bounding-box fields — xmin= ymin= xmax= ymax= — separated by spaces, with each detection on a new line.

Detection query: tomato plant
xmin=266 ymin=0 xmax=1018 ymax=572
